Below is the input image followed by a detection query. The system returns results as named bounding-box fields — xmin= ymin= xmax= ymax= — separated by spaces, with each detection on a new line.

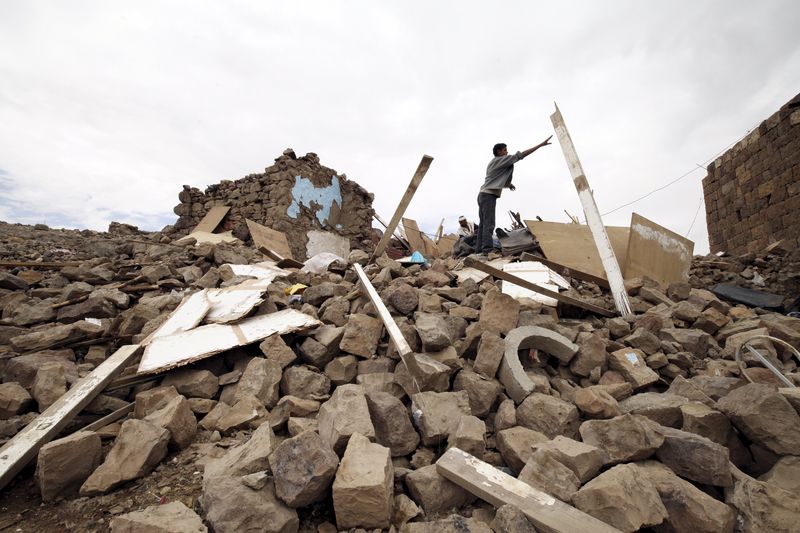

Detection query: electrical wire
xmin=685 ymin=196 xmax=704 ymax=237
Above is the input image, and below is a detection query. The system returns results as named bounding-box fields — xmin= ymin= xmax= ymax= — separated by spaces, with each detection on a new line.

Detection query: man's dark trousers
xmin=476 ymin=192 xmax=497 ymax=253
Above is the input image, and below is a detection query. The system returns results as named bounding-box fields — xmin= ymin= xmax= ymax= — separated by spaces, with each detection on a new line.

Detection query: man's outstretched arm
xmin=519 ymin=135 xmax=553 ymax=159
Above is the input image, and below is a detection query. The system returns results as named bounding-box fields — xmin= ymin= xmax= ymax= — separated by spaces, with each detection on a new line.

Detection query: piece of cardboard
xmin=525 ymin=221 xmax=630 ymax=281
xmin=193 ymin=205 xmax=230 ymax=233
xmin=246 ymin=219 xmax=294 ymax=260
xmin=623 ymin=213 xmax=694 ymax=287
xmin=402 ymin=218 xmax=427 ymax=254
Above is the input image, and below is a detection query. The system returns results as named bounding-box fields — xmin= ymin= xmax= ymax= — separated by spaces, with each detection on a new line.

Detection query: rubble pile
xmin=170 ymin=150 xmax=376 ymax=261
xmin=1 ymin=218 xmax=800 ymax=532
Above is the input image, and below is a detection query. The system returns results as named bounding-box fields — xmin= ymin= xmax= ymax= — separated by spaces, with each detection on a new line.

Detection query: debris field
xmin=0 ymin=151 xmax=800 ymax=533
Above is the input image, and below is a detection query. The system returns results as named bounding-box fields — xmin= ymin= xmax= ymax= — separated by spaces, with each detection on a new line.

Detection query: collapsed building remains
xmin=171 ymin=149 xmax=375 ymax=261
xmin=703 ymin=92 xmax=800 ymax=255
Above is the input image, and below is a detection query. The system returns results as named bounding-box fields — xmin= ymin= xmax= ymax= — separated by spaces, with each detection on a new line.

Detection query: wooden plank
xmin=0 ymin=344 xmax=142 ymax=491
xmin=434 ymin=218 xmax=444 ymax=242
xmin=520 ymin=252 xmax=611 ymax=289
xmin=550 ymin=104 xmax=632 ymax=317
xmin=246 ymin=219 xmax=293 ymax=260
xmin=464 ymin=257 xmax=615 ymax=317
xmin=401 ymin=218 xmax=427 ymax=253
xmin=373 ymin=213 xmax=409 ymax=248
xmin=141 ymin=289 xmax=211 ymax=345
xmin=436 ymin=448 xmax=622 ymax=533
xmin=371 ymin=155 xmax=433 ymax=260
xmin=193 ymin=205 xmax=230 ymax=233
xmin=353 ymin=264 xmax=423 ymax=381
xmin=421 ymin=234 xmax=440 ymax=257
xmin=623 ymin=213 xmax=694 ymax=287
xmin=525 ymin=221 xmax=629 ymax=280
xmin=80 ymin=402 xmax=134 ymax=433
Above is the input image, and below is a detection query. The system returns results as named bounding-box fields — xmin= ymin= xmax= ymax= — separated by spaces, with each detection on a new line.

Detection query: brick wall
xmin=171 ymin=150 xmax=375 ymax=261
xmin=703 ymin=93 xmax=800 ymax=255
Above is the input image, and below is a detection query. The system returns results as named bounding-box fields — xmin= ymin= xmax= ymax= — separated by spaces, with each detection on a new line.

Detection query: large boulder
xmin=317 ymin=384 xmax=375 ymax=456
xmin=579 ymin=414 xmax=664 ymax=464
xmin=269 ymin=430 xmax=339 ymax=507
xmin=80 ymin=420 xmax=169 ymax=496
xmin=717 ymin=383 xmax=800 ymax=455
xmin=109 ymin=501 xmax=207 ymax=533
xmin=332 ymin=433 xmax=393 ymax=530
xmin=203 ymin=423 xmax=277 ymax=481
xmin=516 ymin=393 xmax=579 ymax=439
xmin=144 ymin=395 xmax=197 ymax=450
xmin=366 ymin=391 xmax=420 ymax=457
xmin=36 ymin=431 xmax=102 ymax=502
xmin=654 ymin=426 xmax=733 ymax=487
xmin=405 ymin=464 xmax=475 ymax=514
xmin=203 ymin=476 xmax=298 ymax=533
xmin=411 ymin=391 xmax=471 ymax=446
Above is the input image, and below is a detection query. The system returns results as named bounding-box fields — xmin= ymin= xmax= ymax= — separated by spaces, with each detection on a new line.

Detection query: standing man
xmin=475 ymin=136 xmax=553 ymax=255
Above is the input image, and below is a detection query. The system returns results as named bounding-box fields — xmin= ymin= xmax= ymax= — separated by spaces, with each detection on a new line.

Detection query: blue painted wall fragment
xmin=287 ymin=175 xmax=343 ymax=227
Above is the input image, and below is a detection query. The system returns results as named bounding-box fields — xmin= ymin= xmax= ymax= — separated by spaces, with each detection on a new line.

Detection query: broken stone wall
xmin=703 ymin=92 xmax=800 ymax=254
xmin=171 ymin=150 xmax=375 ymax=261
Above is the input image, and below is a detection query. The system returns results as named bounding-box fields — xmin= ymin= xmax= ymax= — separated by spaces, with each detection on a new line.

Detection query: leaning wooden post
xmin=370 ymin=155 xmax=433 ymax=261
xmin=550 ymin=104 xmax=632 ymax=317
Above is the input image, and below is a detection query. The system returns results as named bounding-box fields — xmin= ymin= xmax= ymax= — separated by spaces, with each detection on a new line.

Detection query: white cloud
xmin=0 ymin=0 xmax=798 ymax=253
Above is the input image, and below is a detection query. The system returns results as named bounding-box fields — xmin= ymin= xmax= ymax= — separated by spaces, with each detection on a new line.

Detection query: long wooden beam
xmin=520 ymin=252 xmax=611 ymax=289
xmin=463 ymin=257 xmax=615 ymax=317
xmin=371 ymin=155 xmax=433 ymax=261
xmin=0 ymin=344 xmax=142 ymax=491
xmin=353 ymin=264 xmax=423 ymax=381
xmin=550 ymin=104 xmax=632 ymax=317
xmin=437 ymin=448 xmax=622 ymax=533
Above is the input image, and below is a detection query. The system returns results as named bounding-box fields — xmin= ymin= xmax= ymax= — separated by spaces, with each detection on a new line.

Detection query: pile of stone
xmin=2 ymin=218 xmax=800 ymax=532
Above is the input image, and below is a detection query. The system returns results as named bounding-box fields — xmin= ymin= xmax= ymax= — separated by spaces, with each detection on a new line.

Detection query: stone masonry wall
xmin=703 ymin=93 xmax=800 ymax=254
xmin=171 ymin=150 xmax=375 ymax=261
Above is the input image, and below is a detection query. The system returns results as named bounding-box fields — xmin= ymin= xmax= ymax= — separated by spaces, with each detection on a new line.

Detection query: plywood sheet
xmin=401 ymin=218 xmax=426 ymax=253
xmin=142 ymin=290 xmax=211 ymax=345
xmin=525 ymin=221 xmax=629 ymax=281
xmin=193 ymin=205 xmax=230 ymax=233
xmin=246 ymin=219 xmax=293 ymax=260
xmin=138 ymin=309 xmax=320 ymax=374
xmin=623 ymin=213 xmax=694 ymax=287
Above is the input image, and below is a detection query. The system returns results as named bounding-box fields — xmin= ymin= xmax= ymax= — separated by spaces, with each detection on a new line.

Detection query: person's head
xmin=493 ymin=143 xmax=508 ymax=157
xmin=458 ymin=216 xmax=468 ymax=227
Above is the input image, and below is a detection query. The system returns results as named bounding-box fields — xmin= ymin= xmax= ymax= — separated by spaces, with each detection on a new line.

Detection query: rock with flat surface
xmin=516 ymin=392 xmax=579 ymax=439
xmin=0 ymin=382 xmax=32 ymax=419
xmin=134 ymin=386 xmax=180 ymax=419
xmin=324 ymin=355 xmax=358 ymax=386
xmin=203 ymin=423 xmax=277 ymax=481
xmin=405 ymin=464 xmax=475 ymax=514
xmin=110 ymin=501 xmax=207 ymax=533
xmin=532 ymin=435 xmax=606 ymax=483
xmin=203 ymin=476 xmax=298 ymax=533
xmin=491 ymin=504 xmax=537 ymax=533
xmin=280 ymin=365 xmax=331 ymax=400
xmin=448 ymin=415 xmax=486 ymax=458
xmin=269 ymin=430 xmax=339 ymax=507
xmin=414 ymin=313 xmax=453 ymax=351
xmin=518 ymin=448 xmax=580 ymax=502
xmin=340 ymin=313 xmax=383 ymax=357
xmin=332 ymin=433 xmax=393 ymax=529
xmin=580 ymin=414 xmax=664 ymax=464
xmin=214 ymin=394 xmax=268 ymax=433
xmin=32 ymin=362 xmax=67 ymax=412
xmin=479 ymin=290 xmax=520 ymax=335
xmin=318 ymin=384 xmax=375 ymax=455
xmin=259 ymin=334 xmax=298 ymax=368
xmin=726 ymin=469 xmax=800 ymax=533
xmin=717 ymin=382 xmax=800 ymax=455
xmin=496 ymin=426 xmax=549 ymax=474
xmin=36 ymin=431 xmax=102 ymax=502
xmin=453 ymin=369 xmax=501 ymax=418
xmin=570 ymin=334 xmax=608 ymax=377
xmin=680 ymin=401 xmax=732 ymax=445
xmin=474 ymin=331 xmax=505 ymax=378
xmin=573 ymin=463 xmax=668 ymax=532
xmin=80 ymin=419 xmax=169 ymax=496
xmin=144 ymin=395 xmax=197 ymax=450
xmin=654 ymin=425 xmax=733 ymax=486
xmin=618 ymin=392 xmax=688 ymax=428
xmin=366 ymin=391 xmax=419 ymax=457
xmin=635 ymin=461 xmax=734 ymax=533
xmin=493 ymin=398 xmax=516 ymax=432
xmin=234 ymin=357 xmax=282 ymax=408
xmin=401 ymin=515 xmax=492 ymax=533
xmin=411 ymin=390 xmax=471 ymax=446
xmin=161 ymin=368 xmax=219 ymax=399
xmin=760 ymin=456 xmax=800 ymax=491
xmin=608 ymin=348 xmax=659 ymax=389
xmin=574 ymin=387 xmax=621 ymax=419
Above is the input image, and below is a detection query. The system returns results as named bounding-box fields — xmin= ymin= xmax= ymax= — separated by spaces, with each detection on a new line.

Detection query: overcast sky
xmin=1 ymin=1 xmax=798 ymax=254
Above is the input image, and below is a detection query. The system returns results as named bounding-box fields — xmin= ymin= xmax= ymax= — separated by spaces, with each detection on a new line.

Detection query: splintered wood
xmin=436 ymin=448 xmax=622 ymax=533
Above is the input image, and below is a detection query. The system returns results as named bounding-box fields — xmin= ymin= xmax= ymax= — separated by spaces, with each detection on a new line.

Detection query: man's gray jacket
xmin=480 ymin=152 xmax=523 ymax=197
